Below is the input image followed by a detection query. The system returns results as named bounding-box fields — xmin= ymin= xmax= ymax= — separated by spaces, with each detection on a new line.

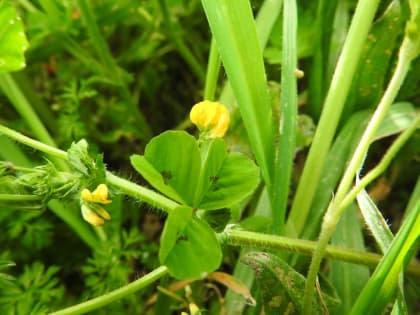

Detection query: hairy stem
xmin=222 ymin=229 xmax=420 ymax=277
xmin=0 ymin=124 xmax=178 ymax=212
xmin=49 ymin=266 xmax=168 ymax=315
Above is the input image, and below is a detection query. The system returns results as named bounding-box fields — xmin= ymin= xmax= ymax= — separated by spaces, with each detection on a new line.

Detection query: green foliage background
xmin=0 ymin=0 xmax=419 ymax=314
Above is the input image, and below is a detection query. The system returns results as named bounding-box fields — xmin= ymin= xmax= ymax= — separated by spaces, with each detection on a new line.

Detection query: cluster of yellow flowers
xmin=190 ymin=101 xmax=230 ymax=138
xmin=80 ymin=184 xmax=112 ymax=226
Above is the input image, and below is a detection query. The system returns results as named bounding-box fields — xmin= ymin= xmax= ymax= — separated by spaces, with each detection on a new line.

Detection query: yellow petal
xmin=81 ymin=204 xmax=104 ymax=226
xmin=190 ymin=101 xmax=230 ymax=137
xmin=81 ymin=188 xmax=94 ymax=202
xmin=95 ymin=207 xmax=111 ymax=221
xmin=91 ymin=184 xmax=112 ymax=204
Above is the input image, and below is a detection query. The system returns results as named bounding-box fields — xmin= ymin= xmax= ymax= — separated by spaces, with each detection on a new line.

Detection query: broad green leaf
xmin=131 ymin=131 xmax=260 ymax=210
xmin=242 ymin=252 xmax=339 ymax=315
xmin=159 ymin=205 xmax=193 ymax=263
xmin=160 ymin=206 xmax=222 ymax=279
xmin=198 ymin=152 xmax=260 ymax=210
xmin=133 ymin=131 xmax=201 ymax=205
xmin=0 ymin=2 xmax=28 ymax=73
xmin=330 ymin=204 xmax=370 ymax=314
xmin=130 ymin=155 xmax=185 ymax=204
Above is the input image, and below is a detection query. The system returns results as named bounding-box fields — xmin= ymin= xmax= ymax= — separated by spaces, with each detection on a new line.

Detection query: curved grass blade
xmin=350 ymin=200 xmax=420 ymax=314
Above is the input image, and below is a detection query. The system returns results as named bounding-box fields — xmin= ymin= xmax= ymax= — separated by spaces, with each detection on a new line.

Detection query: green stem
xmin=106 ymin=172 xmax=178 ymax=212
xmin=222 ymin=229 xmax=420 ymax=278
xmin=0 ymin=124 xmax=67 ymax=160
xmin=157 ymin=0 xmax=206 ymax=82
xmin=340 ymin=114 xmax=420 ymax=211
xmin=287 ymin=0 xmax=380 ymax=237
xmin=302 ymin=35 xmax=417 ymax=315
xmin=204 ymin=38 xmax=221 ymax=101
xmin=271 ymin=0 xmax=298 ymax=233
xmin=0 ymin=124 xmax=179 ymax=212
xmin=48 ymin=266 xmax=168 ymax=315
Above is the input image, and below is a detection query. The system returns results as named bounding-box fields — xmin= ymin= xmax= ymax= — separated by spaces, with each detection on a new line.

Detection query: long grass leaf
xmin=350 ymin=200 xmax=420 ymax=314
xmin=287 ymin=0 xmax=381 ymax=237
xmin=271 ymin=0 xmax=298 ymax=233
xmin=330 ymin=204 xmax=370 ymax=314
xmin=201 ymin=0 xmax=275 ymax=192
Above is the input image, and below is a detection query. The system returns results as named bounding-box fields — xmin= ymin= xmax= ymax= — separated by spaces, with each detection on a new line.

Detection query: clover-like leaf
xmin=131 ymin=131 xmax=260 ymax=211
xmin=0 ymin=2 xmax=29 ymax=73
xmin=198 ymin=152 xmax=260 ymax=210
xmin=131 ymin=131 xmax=200 ymax=205
xmin=160 ymin=206 xmax=222 ymax=279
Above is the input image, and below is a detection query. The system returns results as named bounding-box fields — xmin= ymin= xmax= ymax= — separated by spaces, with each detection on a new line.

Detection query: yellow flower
xmin=80 ymin=184 xmax=112 ymax=226
xmin=81 ymin=204 xmax=110 ymax=226
xmin=190 ymin=101 xmax=230 ymax=138
xmin=81 ymin=184 xmax=112 ymax=204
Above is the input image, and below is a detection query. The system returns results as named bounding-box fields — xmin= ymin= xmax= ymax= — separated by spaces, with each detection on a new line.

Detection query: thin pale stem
xmin=48 ymin=266 xmax=168 ymax=315
xmin=340 ymin=114 xmax=420 ymax=211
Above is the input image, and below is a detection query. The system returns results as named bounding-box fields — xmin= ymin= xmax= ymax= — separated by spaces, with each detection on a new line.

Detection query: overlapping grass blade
xmin=350 ymin=199 xmax=420 ymax=314
xmin=287 ymin=0 xmax=381 ymax=237
xmin=271 ymin=0 xmax=298 ymax=233
xmin=330 ymin=204 xmax=370 ymax=314
xmin=201 ymin=0 xmax=275 ymax=193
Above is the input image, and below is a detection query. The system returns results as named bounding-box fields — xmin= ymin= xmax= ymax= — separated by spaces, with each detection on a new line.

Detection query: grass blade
xmin=330 ymin=204 xmax=370 ymax=314
xmin=271 ymin=0 xmax=298 ymax=233
xmin=287 ymin=0 xmax=381 ymax=237
xmin=350 ymin=199 xmax=420 ymax=314
xmin=201 ymin=0 xmax=275 ymax=193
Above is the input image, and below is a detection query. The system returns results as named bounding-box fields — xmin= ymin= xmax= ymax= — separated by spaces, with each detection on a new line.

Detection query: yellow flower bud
xmin=81 ymin=184 xmax=112 ymax=204
xmin=190 ymin=101 xmax=230 ymax=138
xmin=80 ymin=184 xmax=112 ymax=226
xmin=81 ymin=204 xmax=105 ymax=226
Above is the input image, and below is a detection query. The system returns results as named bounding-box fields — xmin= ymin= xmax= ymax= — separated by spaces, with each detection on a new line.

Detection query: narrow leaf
xmin=201 ymin=0 xmax=275 ymax=192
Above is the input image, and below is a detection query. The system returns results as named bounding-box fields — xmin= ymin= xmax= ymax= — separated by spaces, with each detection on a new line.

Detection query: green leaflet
xmin=159 ymin=205 xmax=222 ymax=279
xmin=130 ymin=131 xmax=260 ymax=211
xmin=0 ymin=2 xmax=29 ymax=73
